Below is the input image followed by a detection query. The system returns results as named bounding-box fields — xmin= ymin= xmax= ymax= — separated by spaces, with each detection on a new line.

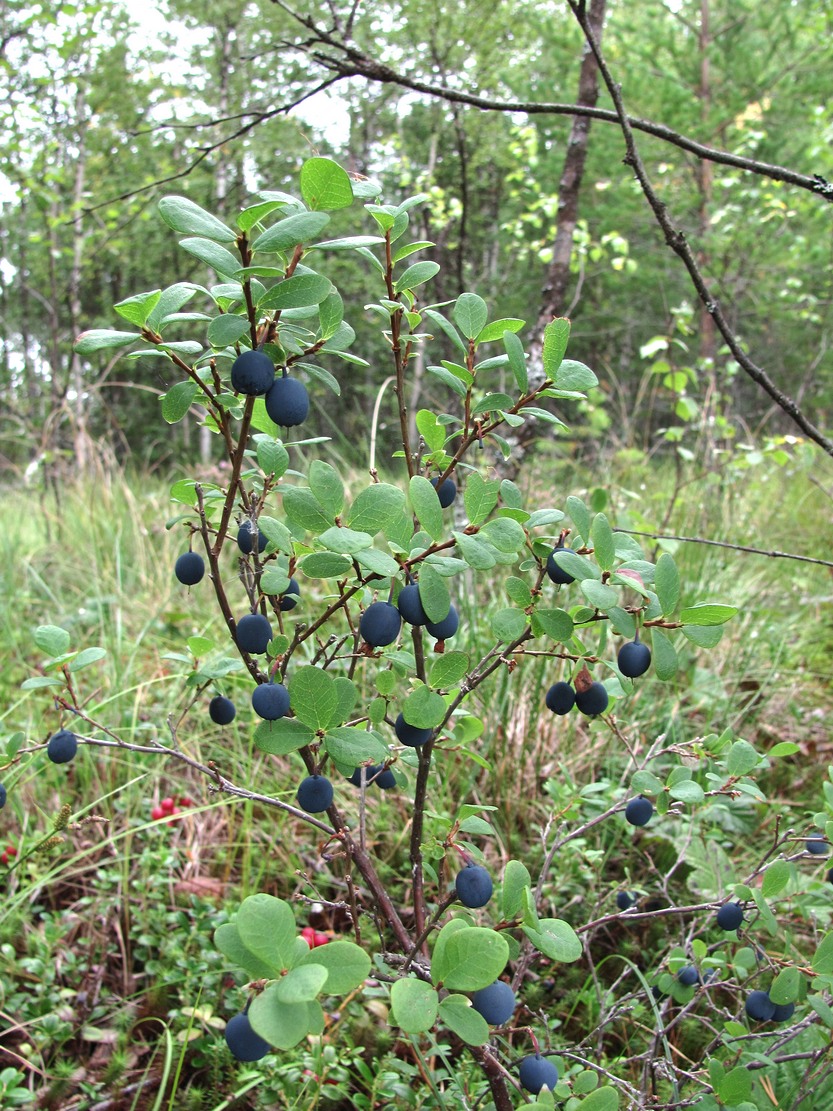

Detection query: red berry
xmin=301 ymin=927 xmax=316 ymax=946
xmin=313 ymin=932 xmax=329 ymax=948
xmin=166 ymin=807 xmax=182 ymax=823
xmin=160 ymin=797 xmax=176 ymax=814
xmin=5 ymin=845 xmax=16 ymax=857
xmin=151 ymin=806 xmax=165 ymax=821
xmin=178 ymin=796 xmax=195 ymax=808
xmin=1 ymin=853 xmax=7 ymax=866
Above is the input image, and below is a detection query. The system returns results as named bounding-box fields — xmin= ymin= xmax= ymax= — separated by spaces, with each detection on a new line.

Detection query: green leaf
xmin=809 ymin=993 xmax=833 ymax=1027
xmin=254 ymin=717 xmax=314 ymax=755
xmin=324 ymin=726 xmax=388 ymax=766
xmin=554 ymin=358 xmax=598 ymax=391
xmin=650 ymin=628 xmax=678 ymax=680
xmin=214 ymin=922 xmax=279 ymax=979
xmin=158 ymin=196 xmax=236 ymax=243
xmin=346 ymin=483 xmax=407 ymax=535
xmin=476 ymin=318 xmax=525 ymax=344
xmin=180 ymin=237 xmax=242 ymax=278
xmin=308 ymin=460 xmax=344 ymax=517
xmin=655 ymin=553 xmax=681 ymax=616
xmin=299 ymin=552 xmax=352 ymax=579
xmin=300 ymin=157 xmax=354 ymax=211
xmin=290 ymin=667 xmax=339 ymax=731
xmin=769 ymin=965 xmax=801 ymax=1005
xmin=410 ymin=475 xmax=444 ymax=540
xmin=276 ymin=964 xmax=329 ymax=1004
xmin=114 ymin=289 xmax=161 ymax=327
xmin=207 ymin=314 xmax=249 ymax=347
xmin=566 ymin=496 xmax=591 ymax=542
xmin=453 ymin=293 xmax=488 ymax=340
xmin=35 ymin=625 xmax=71 ymax=656
xmin=257 ymin=516 xmax=294 ymax=552
xmin=580 ymin=1089 xmax=619 ymax=1111
xmin=395 ymin=260 xmax=440 ymax=293
xmin=502 ymin=860 xmax=532 ymax=919
xmin=415 ymin=409 xmax=446 ymax=452
xmin=480 ymin=517 xmax=526 ymax=553
xmin=319 ymin=526 xmax=372 ymax=555
xmin=356 ymin=549 xmax=400 ymax=577
xmin=668 ymin=780 xmax=705 ymax=804
xmin=504 ymin=330 xmax=528 ymax=391
xmin=727 ymin=739 xmax=760 ymax=776
xmin=438 ymin=994 xmax=489 ymax=1045
xmin=813 ymin=932 xmax=833 ymax=974
xmin=235 ymin=893 xmax=297 ymax=972
xmin=390 ymin=978 xmax=439 ymax=1033
xmin=68 ymin=647 xmax=107 ymax=672
xmin=74 ymin=329 xmax=140 ymax=355
xmin=542 ymin=318 xmax=571 ymax=378
xmin=454 ymin=532 xmax=497 ymax=570
xmin=298 ymin=939 xmax=371 ymax=994
xmin=282 ymin=487 xmax=333 ymax=534
xmin=310 ymin=235 xmax=385 ymax=251
xmin=464 ymin=472 xmax=500 ymax=527
xmin=259 ymin=273 xmax=332 ymax=310
xmin=440 ymin=927 xmax=510 ymax=991
xmin=590 ymin=514 xmax=615 ymax=572
xmin=417 ymin=564 xmax=451 ymax=624
xmin=717 ymin=1067 xmax=752 ymax=1107
xmin=161 ymin=380 xmax=198 ymax=424
xmin=533 ymin=608 xmax=574 ymax=642
xmin=429 ymin=652 xmax=470 ymax=689
xmin=522 ymin=918 xmax=582 ymax=962
xmin=237 ymin=200 xmax=287 ymax=232
xmin=681 ymin=625 xmax=724 ymax=648
xmin=249 ymin=986 xmax=318 ymax=1050
xmin=255 ymin=211 xmax=331 ymax=253
xmin=491 ymin=608 xmax=528 ymax=642
xmin=581 ymin=580 xmax=619 ymax=609
xmin=680 ymin=603 xmax=737 ymax=627
xmin=403 ymin=686 xmax=447 ymax=729
xmin=761 ymin=858 xmax=790 ymax=898
xmin=256 ymin=439 xmax=290 ymax=478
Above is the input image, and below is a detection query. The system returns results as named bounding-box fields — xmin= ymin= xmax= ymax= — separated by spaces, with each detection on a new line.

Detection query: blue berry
xmin=618 ymin=639 xmax=651 ymax=678
xmin=236 ymin=613 xmax=273 ymax=654
xmin=425 ymin=605 xmax=459 ymax=641
xmin=224 ymin=1011 xmax=271 ymax=1060
xmin=546 ymin=544 xmax=575 ymax=585
xmin=806 ymin=838 xmax=828 ymax=855
xmin=397 ymin=583 xmax=427 ymax=626
xmin=237 ymin=521 xmax=268 ymax=554
xmin=174 ymin=551 xmax=205 ymax=585
xmin=279 ymin=577 xmax=300 ymax=611
xmin=297 ymin=775 xmax=334 ymax=814
xmin=265 ymin=374 xmax=309 ymax=426
xmin=47 ymin=729 xmax=77 ymax=764
xmin=431 ymin=476 xmax=457 ymax=508
xmin=230 ymin=349 xmax=275 ymax=396
xmin=359 ymin=601 xmax=401 ymax=648
xmin=625 ymin=796 xmax=653 ymax=827
xmin=455 ymin=863 xmax=493 ymax=908
xmin=545 ymin=681 xmax=575 ymax=715
xmin=395 ymin=713 xmax=432 ymax=748
xmin=716 ymin=902 xmax=744 ymax=931
xmin=518 ymin=1054 xmax=559 ymax=1094
xmin=471 ymin=981 xmax=515 ymax=1025
xmin=677 ymin=966 xmax=700 ymax=987
xmin=575 ymin=681 xmax=609 ymax=716
xmin=745 ymin=990 xmax=776 ymax=1021
xmin=251 ymin=683 xmax=289 ymax=720
xmin=209 ymin=696 xmax=236 ymax=725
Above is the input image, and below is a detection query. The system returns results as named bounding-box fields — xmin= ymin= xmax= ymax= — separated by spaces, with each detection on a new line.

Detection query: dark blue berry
xmin=47 ymin=729 xmax=77 ymax=764
xmin=618 ymin=640 xmax=651 ymax=678
xmin=209 ymin=696 xmax=236 ymax=725
xmin=716 ymin=902 xmax=744 ymax=931
xmin=374 ymin=767 xmax=397 ymax=790
xmin=397 ymin=583 xmax=427 ymax=626
xmin=471 ymin=981 xmax=515 ymax=1025
xmin=279 ymin=577 xmax=300 ymax=611
xmin=677 ymin=965 xmax=700 ymax=987
xmin=359 ymin=601 xmax=401 ymax=648
xmin=625 ymin=796 xmax=653 ymax=827
xmin=806 ymin=838 xmax=828 ymax=855
xmin=425 ymin=605 xmax=459 ymax=641
xmin=771 ymin=1001 xmax=795 ymax=1023
xmin=224 ymin=1011 xmax=271 ymax=1061
xmin=546 ymin=544 xmax=575 ymax=585
xmin=230 ymin=349 xmax=275 ymax=396
xmin=518 ymin=1054 xmax=559 ymax=1094
xmin=455 ymin=863 xmax=493 ymax=908
xmin=236 ymin=613 xmax=273 ymax=654
xmin=175 ymin=551 xmax=205 ymax=585
xmin=616 ymin=891 xmax=636 ymax=910
xmin=237 ymin=521 xmax=268 ymax=554
xmin=395 ymin=713 xmax=432 ymax=748
xmin=0 ymin=783 xmax=6 ymax=809
xmin=297 ymin=775 xmax=334 ymax=814
xmin=745 ymin=990 xmax=776 ymax=1021
xmin=545 ymin=681 xmax=575 ymax=715
xmin=431 ymin=476 xmax=457 ymax=508
xmin=251 ymin=683 xmax=289 ymax=720
xmin=575 ymin=681 xmax=608 ymax=716
xmin=265 ymin=374 xmax=309 ymax=426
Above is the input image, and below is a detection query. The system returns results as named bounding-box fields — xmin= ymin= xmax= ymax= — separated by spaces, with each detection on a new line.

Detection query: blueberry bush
xmin=9 ymin=156 xmax=833 ymax=1109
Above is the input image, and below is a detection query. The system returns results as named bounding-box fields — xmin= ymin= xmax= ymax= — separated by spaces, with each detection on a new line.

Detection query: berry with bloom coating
xmin=296 ymin=775 xmax=334 ymax=814
xmin=618 ymin=639 xmax=651 ymax=678
xmin=431 ymin=476 xmax=457 ymax=507
xmin=359 ymin=601 xmax=401 ymax=648
xmin=395 ymin=712 xmax=432 ymax=748
xmin=265 ymin=374 xmax=309 ymax=426
xmin=545 ymin=681 xmax=575 ymax=715
xmin=806 ymin=838 xmax=828 ymax=855
xmin=280 ymin=577 xmax=300 ymax=611
xmin=251 ymin=683 xmax=290 ymax=721
xmin=772 ymin=1001 xmax=795 ymax=1023
xmin=236 ymin=613 xmax=273 ymax=654
xmin=375 ymin=766 xmax=397 ymax=790
xmin=455 ymin=863 xmax=493 ymax=908
xmin=518 ymin=1054 xmax=559 ymax=1094
xmin=209 ymin=696 xmax=236 ymax=725
xmin=426 ymin=605 xmax=459 ymax=641
xmin=47 ymin=729 xmax=77 ymax=764
xmin=575 ymin=681 xmax=609 ymax=716
xmin=546 ymin=544 xmax=575 ymax=585
xmin=224 ymin=1011 xmax=271 ymax=1061
xmin=745 ymin=990 xmax=776 ymax=1021
xmin=616 ymin=891 xmax=636 ymax=910
xmin=230 ymin=349 xmax=275 ymax=396
xmin=678 ymin=966 xmax=700 ymax=987
xmin=237 ymin=521 xmax=267 ymax=555
xmin=625 ymin=796 xmax=653 ymax=827
xmin=471 ymin=981 xmax=515 ymax=1025
xmin=175 ymin=551 xmax=205 ymax=585
xmin=398 ymin=583 xmax=427 ymax=626
xmin=716 ymin=902 xmax=744 ymax=931
xmin=0 ymin=784 xmax=5 ymax=810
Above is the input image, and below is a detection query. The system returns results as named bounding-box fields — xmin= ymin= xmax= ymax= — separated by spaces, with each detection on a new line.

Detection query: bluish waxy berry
xmin=251 ymin=683 xmax=289 ymax=721
xmin=348 ymin=764 xmax=395 ymax=789
xmin=230 ymin=349 xmax=275 ymax=396
xmin=616 ymin=891 xmax=636 ymax=911
xmin=625 ymin=796 xmax=653 ymax=827
xmin=431 ymin=476 xmax=457 ymax=508
xmin=374 ymin=766 xmax=397 ymax=790
xmin=455 ymin=863 xmax=493 ymax=908
xmin=471 ymin=981 xmax=515 ymax=1026
xmin=237 ymin=521 xmax=268 ymax=555
xmin=348 ymin=765 xmax=375 ymax=787
xmin=677 ymin=965 xmax=700 ymax=987
xmin=0 ymin=783 xmax=6 ymax=809
xmin=745 ymin=990 xmax=776 ymax=1021
xmin=47 ymin=729 xmax=77 ymax=764
xmin=518 ymin=1054 xmax=559 ymax=1094
xmin=771 ymin=1001 xmax=795 ymax=1023
xmin=575 ymin=681 xmax=609 ymax=716
xmin=425 ymin=605 xmax=459 ymax=642
xmin=359 ymin=601 xmax=401 ymax=648
xmin=279 ymin=577 xmax=300 ymax=611
xmin=209 ymin=696 xmax=236 ymax=725
xmin=397 ymin=583 xmax=427 ymax=626
xmin=618 ymin=639 xmax=652 ymax=678
xmin=175 ymin=551 xmax=205 ymax=585
xmin=545 ymin=681 xmax=576 ymax=715
xmin=395 ymin=713 xmax=432 ymax=748
xmin=546 ymin=544 xmax=575 ymax=585
xmin=716 ymin=902 xmax=744 ymax=931
xmin=236 ymin=613 xmax=273 ymax=654
xmin=224 ymin=1011 xmax=271 ymax=1061
xmin=265 ymin=374 xmax=309 ymax=426
xmin=296 ymin=775 xmax=334 ymax=814
xmin=806 ymin=838 xmax=828 ymax=855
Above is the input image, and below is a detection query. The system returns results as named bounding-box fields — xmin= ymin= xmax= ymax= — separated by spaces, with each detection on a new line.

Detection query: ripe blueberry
xmin=545 ymin=681 xmax=576 ymax=715
xmin=374 ymin=766 xmax=397 ymax=790
xmin=618 ymin=639 xmax=651 ymax=678
xmin=425 ymin=605 xmax=459 ymax=641
xmin=716 ymin=902 xmax=744 ymax=931
xmin=174 ymin=551 xmax=205 ymax=585
xmin=806 ymin=838 xmax=828 ymax=855
xmin=265 ymin=374 xmax=309 ymax=427
xmin=224 ymin=1011 xmax=271 ymax=1061
xmin=625 ymin=796 xmax=653 ymax=827
xmin=745 ymin=990 xmax=776 ymax=1021
xmin=616 ymin=891 xmax=636 ymax=910
xmin=251 ymin=683 xmax=289 ymax=720
xmin=395 ymin=713 xmax=432 ymax=748
xmin=236 ymin=613 xmax=273 ymax=654
xmin=230 ymin=349 xmax=275 ymax=396
xmin=47 ymin=729 xmax=77 ymax=764
xmin=575 ymin=681 xmax=609 ymax=716
xmin=518 ymin=1054 xmax=559 ymax=1094
xmin=237 ymin=521 xmax=267 ymax=555
xmin=359 ymin=601 xmax=401 ymax=648
xmin=431 ymin=476 xmax=457 ymax=508
xmin=279 ymin=577 xmax=300 ymax=611
xmin=0 ymin=783 xmax=6 ymax=809
xmin=209 ymin=696 xmax=236 ymax=725
xmin=771 ymin=1001 xmax=795 ymax=1023
xmin=677 ymin=965 xmax=700 ymax=987
xmin=397 ymin=583 xmax=428 ymax=626
xmin=455 ymin=863 xmax=493 ymax=908
xmin=297 ymin=774 xmax=334 ymax=814
xmin=471 ymin=981 xmax=515 ymax=1026
xmin=546 ymin=544 xmax=575 ymax=585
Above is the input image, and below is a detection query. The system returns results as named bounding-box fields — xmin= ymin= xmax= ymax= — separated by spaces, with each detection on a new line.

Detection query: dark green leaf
xmin=438 ymin=995 xmax=489 ymax=1045
xmin=254 ymin=717 xmax=314 ymax=755
xmin=75 ymin=329 xmax=139 ymax=355
xmin=650 ymin=628 xmax=678 ymax=680
xmin=207 ymin=314 xmax=249 ymax=347
xmin=161 ymin=380 xmax=198 ymax=424
xmin=391 ymin=978 xmax=439 ymax=1033
xmin=180 ymin=237 xmax=242 ymax=278
xmin=464 ymin=472 xmax=500 ymax=526
xmin=158 ymin=196 xmax=236 ymax=243
xmin=346 ymin=483 xmax=407 ymax=535
xmin=491 ymin=608 xmax=528 ymax=642
xmin=453 ymin=293 xmax=488 ymax=339
xmin=403 ymin=686 xmax=447 ymax=729
xmin=522 ymin=918 xmax=582 ymax=962
xmin=114 ymin=289 xmax=161 ymax=327
xmin=395 ymin=260 xmax=440 ymax=293
xmin=255 ymin=211 xmax=331 ymax=252
xmin=300 ymin=157 xmax=354 ymax=210
xmin=590 ymin=513 xmax=615 ymax=572
xmin=299 ymin=552 xmax=352 ymax=579
xmin=542 ymin=318 xmax=571 ymax=378
xmin=429 ymin=652 xmax=470 ymax=689
xmin=290 ymin=666 xmax=339 ymax=731
xmin=680 ymin=603 xmax=737 ymax=626
xmin=325 ymin=726 xmax=388 ymax=765
xmin=410 ymin=475 xmax=444 ymax=540
xmin=476 ymin=318 xmax=525 ymax=344
xmin=259 ymin=273 xmax=332 ymax=310
xmin=441 ymin=928 xmax=510 ymax=991
xmin=655 ymin=553 xmax=681 ymax=616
